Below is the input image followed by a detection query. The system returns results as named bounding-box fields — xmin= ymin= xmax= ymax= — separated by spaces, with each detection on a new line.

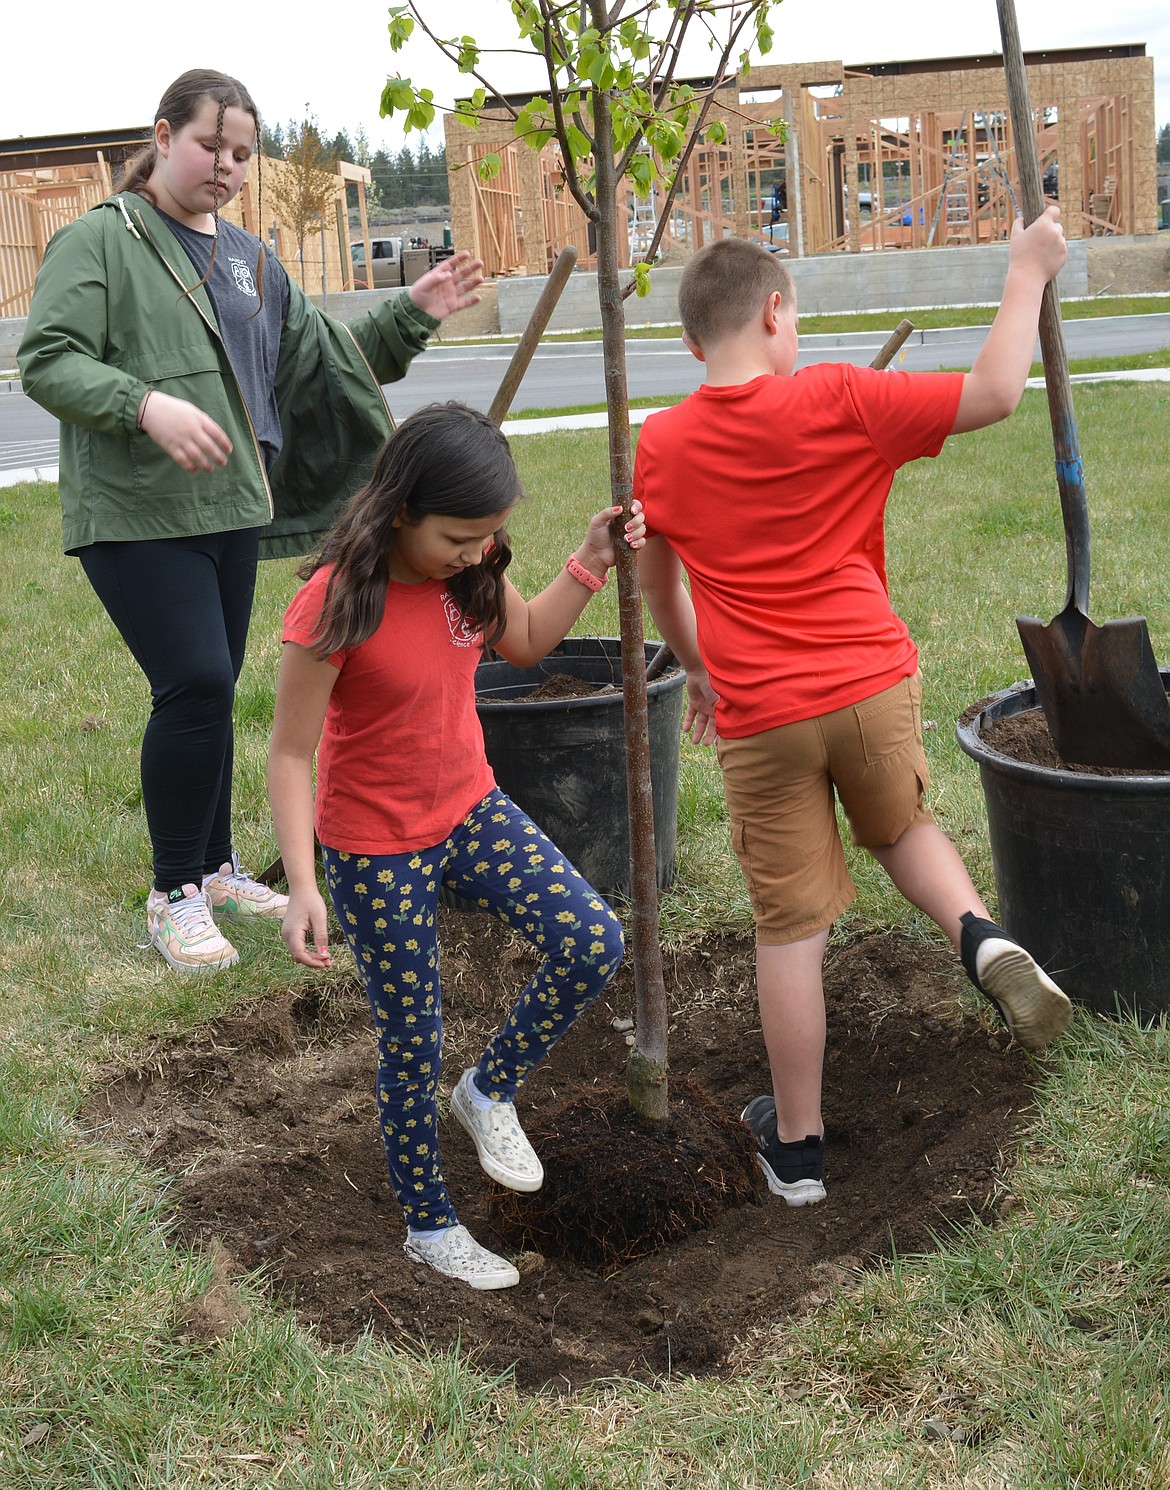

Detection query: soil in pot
xmin=976 ymin=704 xmax=1170 ymax=777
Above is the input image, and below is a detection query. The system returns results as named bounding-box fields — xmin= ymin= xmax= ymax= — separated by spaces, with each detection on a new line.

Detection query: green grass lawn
xmin=3 ymin=387 xmax=1170 ymax=1487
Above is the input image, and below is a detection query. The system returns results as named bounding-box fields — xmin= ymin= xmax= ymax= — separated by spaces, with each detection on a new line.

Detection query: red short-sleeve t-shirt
xmin=634 ymin=363 xmax=963 ymax=736
xmin=283 ymin=568 xmax=495 ymax=853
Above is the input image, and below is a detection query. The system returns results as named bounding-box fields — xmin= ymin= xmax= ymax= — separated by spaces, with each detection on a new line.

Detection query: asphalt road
xmin=3 ymin=312 xmax=1169 ymax=475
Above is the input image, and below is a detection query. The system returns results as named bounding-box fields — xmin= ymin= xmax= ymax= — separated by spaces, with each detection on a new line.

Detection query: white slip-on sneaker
xmin=450 ymin=1067 xmax=544 ymax=1193
xmin=403 ymin=1224 xmax=520 ymax=1290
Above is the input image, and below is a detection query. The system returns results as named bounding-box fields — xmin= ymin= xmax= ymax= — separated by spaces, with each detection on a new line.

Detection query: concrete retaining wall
xmin=497 ymin=240 xmax=1093 ymax=333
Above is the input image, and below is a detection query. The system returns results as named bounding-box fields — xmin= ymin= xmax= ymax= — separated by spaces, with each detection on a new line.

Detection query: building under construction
xmin=443 ymin=43 xmax=1157 ymax=278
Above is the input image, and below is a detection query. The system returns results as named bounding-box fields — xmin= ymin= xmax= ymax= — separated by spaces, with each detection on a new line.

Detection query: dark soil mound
xmin=489 ymin=1079 xmax=761 ymax=1266
xmin=83 ymin=914 xmax=1038 ymax=1392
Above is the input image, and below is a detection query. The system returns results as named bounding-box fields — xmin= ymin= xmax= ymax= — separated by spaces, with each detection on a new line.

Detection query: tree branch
xmin=621 ymin=3 xmax=764 ymax=296
xmin=539 ymin=0 xmax=597 ymax=217
xmin=406 ymin=1 xmax=522 ymax=121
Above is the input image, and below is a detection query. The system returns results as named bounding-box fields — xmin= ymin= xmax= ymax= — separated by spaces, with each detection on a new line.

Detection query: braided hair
xmin=118 ymin=69 xmax=266 ymax=308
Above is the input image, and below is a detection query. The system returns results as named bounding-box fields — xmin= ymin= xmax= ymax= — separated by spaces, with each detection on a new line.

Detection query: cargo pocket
xmin=729 ymin=817 xmax=763 ymax=918
xmin=856 ymin=677 xmax=917 ymax=767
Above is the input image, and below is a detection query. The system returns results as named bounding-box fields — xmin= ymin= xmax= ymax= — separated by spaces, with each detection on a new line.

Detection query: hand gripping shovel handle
xmin=997 ymin=0 xmax=1090 ymax=614
xmin=487 ymin=246 xmax=578 ymax=425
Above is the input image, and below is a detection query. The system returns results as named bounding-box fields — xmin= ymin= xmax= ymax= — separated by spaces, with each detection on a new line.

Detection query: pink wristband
xmin=565 ymin=555 xmax=606 ymax=592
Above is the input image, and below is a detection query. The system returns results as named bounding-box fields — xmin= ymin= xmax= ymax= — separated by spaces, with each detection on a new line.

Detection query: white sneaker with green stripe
xmin=147 ymin=885 xmax=239 ymax=973
xmin=203 ymin=852 xmax=289 ymax=919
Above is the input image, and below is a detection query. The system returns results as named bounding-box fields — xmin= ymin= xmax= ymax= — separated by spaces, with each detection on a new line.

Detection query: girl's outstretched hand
xmin=407 ymin=249 xmax=485 ymax=321
xmin=281 ymin=888 xmax=333 ymax=970
xmin=578 ymin=500 xmax=646 ymax=572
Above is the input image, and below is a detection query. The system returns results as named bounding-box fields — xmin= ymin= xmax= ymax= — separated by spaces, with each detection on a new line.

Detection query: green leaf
xmin=457 ymin=38 xmax=480 ymax=74
xmin=706 ymin=120 xmax=728 ymax=146
xmin=406 ymin=88 xmax=435 ymax=134
xmin=454 ymin=87 xmax=487 ymax=131
xmin=379 ymin=76 xmax=416 ymax=119
xmin=629 ymin=154 xmax=655 ymax=194
xmin=478 ymin=153 xmax=502 ymax=182
xmin=386 ymin=7 xmax=414 ymax=52
xmin=650 ymin=119 xmax=686 ymax=161
xmin=586 ymin=54 xmax=616 ymax=91
xmin=633 ymin=261 xmax=653 ymax=298
xmin=565 ymin=123 xmax=593 ymax=161
xmin=510 ymin=0 xmax=541 ymax=40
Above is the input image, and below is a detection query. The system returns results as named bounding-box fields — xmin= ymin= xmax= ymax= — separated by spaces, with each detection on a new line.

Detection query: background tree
xmin=1158 ymin=122 xmax=1170 ymax=165
xmin=265 ymin=111 xmax=342 ymax=289
xmin=382 ymin=0 xmax=782 ymax=1120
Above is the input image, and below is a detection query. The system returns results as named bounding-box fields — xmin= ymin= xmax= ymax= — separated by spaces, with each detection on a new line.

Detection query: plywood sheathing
xmin=440 ymin=46 xmax=1153 ymax=275
xmin=0 ymin=151 xmax=367 ymax=316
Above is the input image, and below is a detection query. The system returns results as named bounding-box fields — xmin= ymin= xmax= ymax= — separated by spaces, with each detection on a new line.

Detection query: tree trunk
xmin=592 ymin=101 xmax=670 ymax=1121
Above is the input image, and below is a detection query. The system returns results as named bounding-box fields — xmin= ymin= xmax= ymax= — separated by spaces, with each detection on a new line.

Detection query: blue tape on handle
xmin=1055 ymin=458 xmax=1084 ymax=486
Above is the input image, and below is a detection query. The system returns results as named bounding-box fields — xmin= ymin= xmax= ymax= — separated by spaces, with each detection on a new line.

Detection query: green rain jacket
xmin=17 ymin=193 xmax=439 ymax=559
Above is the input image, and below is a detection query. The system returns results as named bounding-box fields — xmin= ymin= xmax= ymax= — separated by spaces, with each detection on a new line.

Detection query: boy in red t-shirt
xmin=635 ymin=211 xmax=1072 ymax=1206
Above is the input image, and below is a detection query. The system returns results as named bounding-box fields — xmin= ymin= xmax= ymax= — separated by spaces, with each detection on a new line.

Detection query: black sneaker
xmin=740 ymin=1096 xmax=826 ymax=1206
xmin=959 ymin=913 xmax=1073 ymax=1051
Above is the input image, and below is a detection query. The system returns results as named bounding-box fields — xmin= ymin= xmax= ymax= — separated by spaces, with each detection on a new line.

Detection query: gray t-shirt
xmin=158 ymin=210 xmax=291 ymax=469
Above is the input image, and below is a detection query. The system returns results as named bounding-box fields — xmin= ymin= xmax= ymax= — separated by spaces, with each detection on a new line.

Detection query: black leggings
xmin=79 ymin=529 xmax=260 ymax=892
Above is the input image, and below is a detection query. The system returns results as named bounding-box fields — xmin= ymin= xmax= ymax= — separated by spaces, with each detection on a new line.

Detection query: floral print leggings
xmin=322 ymin=790 xmax=625 ymax=1231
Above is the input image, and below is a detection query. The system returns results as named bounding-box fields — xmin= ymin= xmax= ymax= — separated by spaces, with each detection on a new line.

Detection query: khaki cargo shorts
xmin=716 ymin=671 xmax=933 ymax=944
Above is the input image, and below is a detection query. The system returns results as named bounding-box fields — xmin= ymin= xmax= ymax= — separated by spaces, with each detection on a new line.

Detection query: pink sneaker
xmin=202 ymin=853 xmax=289 ymax=920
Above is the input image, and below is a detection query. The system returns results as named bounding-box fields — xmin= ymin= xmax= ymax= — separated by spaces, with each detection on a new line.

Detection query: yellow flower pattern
xmin=321 ymin=791 xmax=623 ymax=1231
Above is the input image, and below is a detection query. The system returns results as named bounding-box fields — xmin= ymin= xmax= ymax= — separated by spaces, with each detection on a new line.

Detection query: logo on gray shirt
xmin=229 ymin=256 xmax=257 ymax=298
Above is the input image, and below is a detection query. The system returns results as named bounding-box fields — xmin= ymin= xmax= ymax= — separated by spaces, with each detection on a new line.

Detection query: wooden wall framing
xmin=444 ymin=44 xmax=1156 ymax=276
xmin=0 ymin=149 xmax=372 ymax=318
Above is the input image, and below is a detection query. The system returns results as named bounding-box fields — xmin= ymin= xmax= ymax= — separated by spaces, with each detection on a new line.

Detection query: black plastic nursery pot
xmin=474 ymin=638 xmax=686 ymax=902
xmin=956 ymin=675 xmax=1170 ymax=1023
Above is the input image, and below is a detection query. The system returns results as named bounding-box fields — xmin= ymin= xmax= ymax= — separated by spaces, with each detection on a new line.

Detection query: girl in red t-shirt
xmin=269 ymin=401 xmax=644 ymax=1290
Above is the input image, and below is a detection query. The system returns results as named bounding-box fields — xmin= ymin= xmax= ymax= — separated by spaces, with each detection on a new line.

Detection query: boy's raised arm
xmin=951 ymin=205 xmax=1067 ymax=435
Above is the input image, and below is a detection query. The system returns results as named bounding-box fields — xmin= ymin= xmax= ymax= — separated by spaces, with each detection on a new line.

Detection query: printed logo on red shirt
xmin=443 ymin=591 xmax=481 ymax=649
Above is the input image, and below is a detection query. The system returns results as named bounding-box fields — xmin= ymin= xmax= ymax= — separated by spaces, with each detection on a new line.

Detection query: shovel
xmin=997 ymin=0 xmax=1170 ymax=769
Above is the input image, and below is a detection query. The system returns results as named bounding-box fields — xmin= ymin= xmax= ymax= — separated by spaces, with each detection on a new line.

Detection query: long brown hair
xmin=118 ymin=68 xmax=265 ymax=307
xmin=300 ymin=403 xmax=520 ymax=657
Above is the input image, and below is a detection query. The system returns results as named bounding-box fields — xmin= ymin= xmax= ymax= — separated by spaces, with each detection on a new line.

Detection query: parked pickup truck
xmin=349 ymin=236 xmax=404 ymax=289
xmin=348 ymin=237 xmax=455 ymax=290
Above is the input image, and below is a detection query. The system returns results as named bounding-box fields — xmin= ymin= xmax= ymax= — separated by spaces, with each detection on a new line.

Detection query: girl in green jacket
xmin=18 ymin=68 xmax=483 ymax=974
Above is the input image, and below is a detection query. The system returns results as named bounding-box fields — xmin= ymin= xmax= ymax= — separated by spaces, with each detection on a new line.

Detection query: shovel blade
xmin=1017 ymin=607 xmax=1170 ymax=770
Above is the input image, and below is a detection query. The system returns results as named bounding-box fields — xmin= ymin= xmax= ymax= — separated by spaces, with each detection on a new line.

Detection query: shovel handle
xmin=996 ymin=0 xmax=1090 ymax=614
xmin=487 ymin=246 xmax=578 ymax=426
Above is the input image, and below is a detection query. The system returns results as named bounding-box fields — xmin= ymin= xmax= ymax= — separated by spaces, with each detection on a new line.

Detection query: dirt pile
xmin=84 ymin=916 xmax=1037 ymax=1392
